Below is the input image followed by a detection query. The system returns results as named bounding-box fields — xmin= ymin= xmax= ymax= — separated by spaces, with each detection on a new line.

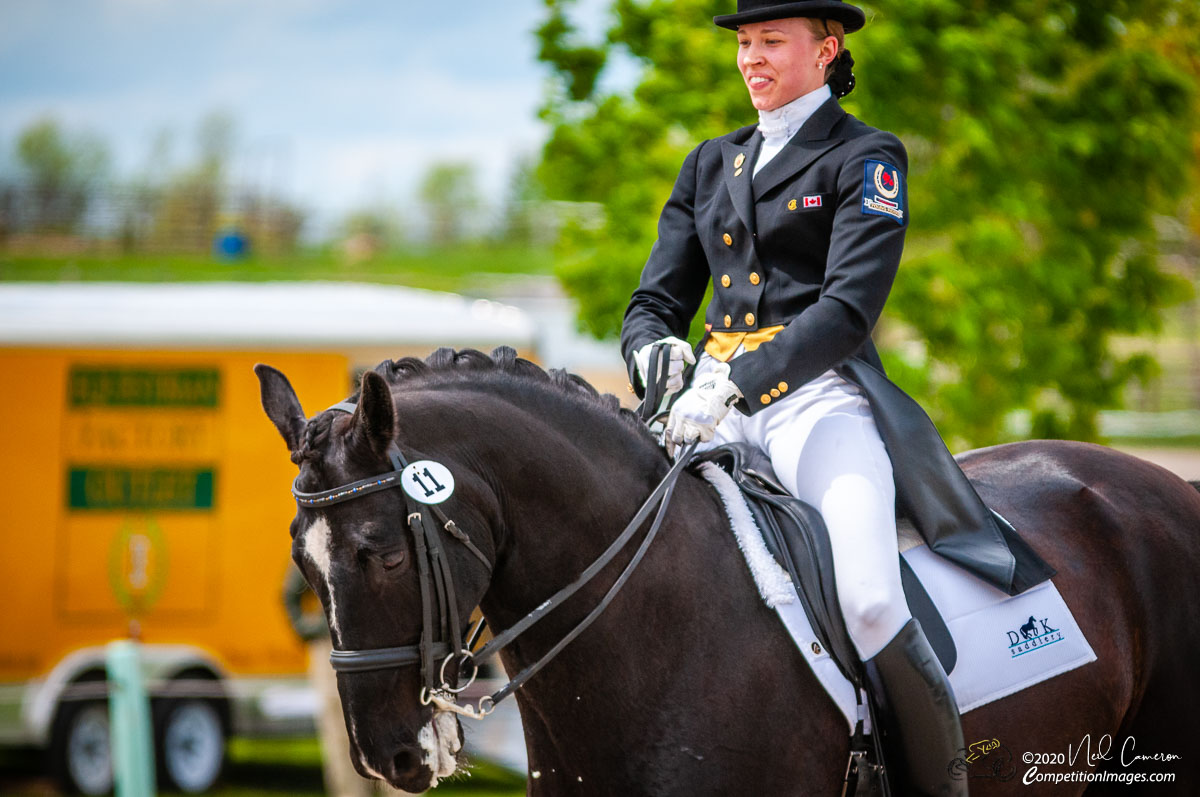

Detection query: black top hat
xmin=714 ymin=0 xmax=866 ymax=33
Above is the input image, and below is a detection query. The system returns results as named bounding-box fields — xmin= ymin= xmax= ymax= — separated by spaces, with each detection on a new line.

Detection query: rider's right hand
xmin=634 ymin=336 xmax=696 ymax=396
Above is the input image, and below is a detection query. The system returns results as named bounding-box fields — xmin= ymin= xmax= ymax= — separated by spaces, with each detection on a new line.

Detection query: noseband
xmin=292 ymin=386 xmax=693 ymax=719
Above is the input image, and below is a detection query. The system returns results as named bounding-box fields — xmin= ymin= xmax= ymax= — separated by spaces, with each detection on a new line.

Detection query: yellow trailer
xmin=0 ymin=282 xmax=535 ymax=793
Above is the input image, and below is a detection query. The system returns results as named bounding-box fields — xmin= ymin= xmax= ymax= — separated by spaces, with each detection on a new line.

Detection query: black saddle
xmin=694 ymin=444 xmax=957 ymax=683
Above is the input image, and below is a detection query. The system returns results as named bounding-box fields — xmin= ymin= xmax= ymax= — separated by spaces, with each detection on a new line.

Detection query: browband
xmin=293 ymin=471 xmax=403 ymax=507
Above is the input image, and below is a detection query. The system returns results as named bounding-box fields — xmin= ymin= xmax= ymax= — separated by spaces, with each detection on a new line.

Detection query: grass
xmin=221 ymin=736 xmax=526 ymax=796
xmin=0 ymin=735 xmax=527 ymax=796
xmin=0 ymin=244 xmax=555 ymax=294
xmin=227 ymin=736 xmax=527 ymax=789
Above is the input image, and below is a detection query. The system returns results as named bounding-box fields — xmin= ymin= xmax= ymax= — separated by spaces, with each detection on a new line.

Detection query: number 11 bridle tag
xmin=401 ymin=460 xmax=455 ymax=504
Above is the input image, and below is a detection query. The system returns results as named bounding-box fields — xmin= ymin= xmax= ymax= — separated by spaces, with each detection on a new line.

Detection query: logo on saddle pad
xmin=1006 ymin=615 xmax=1063 ymax=658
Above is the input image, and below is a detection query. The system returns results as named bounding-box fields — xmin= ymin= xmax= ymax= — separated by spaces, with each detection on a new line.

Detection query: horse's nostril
xmin=392 ymin=747 xmax=422 ymax=778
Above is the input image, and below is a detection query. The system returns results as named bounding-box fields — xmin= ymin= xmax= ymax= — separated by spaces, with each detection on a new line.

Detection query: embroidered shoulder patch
xmin=861 ymin=159 xmax=906 ymax=225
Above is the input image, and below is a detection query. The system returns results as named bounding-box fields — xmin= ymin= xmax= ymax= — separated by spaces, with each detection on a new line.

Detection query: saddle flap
xmin=695 ymin=444 xmax=957 ymax=679
xmin=696 ymin=444 xmax=861 ymax=682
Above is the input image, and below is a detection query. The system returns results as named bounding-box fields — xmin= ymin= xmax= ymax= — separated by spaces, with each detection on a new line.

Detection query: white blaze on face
xmin=340 ymin=714 xmax=389 ymax=783
xmin=301 ymin=516 xmax=341 ymax=637
xmin=417 ymin=711 xmax=461 ymax=786
xmin=356 ymin=746 xmax=388 ymax=781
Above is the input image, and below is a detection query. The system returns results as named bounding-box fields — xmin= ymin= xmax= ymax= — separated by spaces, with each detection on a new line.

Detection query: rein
xmin=293 ymin=363 xmax=691 ymax=720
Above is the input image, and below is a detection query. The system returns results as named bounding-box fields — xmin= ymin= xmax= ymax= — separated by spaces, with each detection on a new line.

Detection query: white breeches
xmin=694 ymin=354 xmax=911 ymax=660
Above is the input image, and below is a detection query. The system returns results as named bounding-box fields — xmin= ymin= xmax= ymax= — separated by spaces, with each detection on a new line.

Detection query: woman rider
xmin=621 ymin=1 xmax=1050 ymax=793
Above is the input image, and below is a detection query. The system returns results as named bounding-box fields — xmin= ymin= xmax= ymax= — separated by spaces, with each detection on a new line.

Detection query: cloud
xmin=0 ymin=0 xmax=558 ymax=222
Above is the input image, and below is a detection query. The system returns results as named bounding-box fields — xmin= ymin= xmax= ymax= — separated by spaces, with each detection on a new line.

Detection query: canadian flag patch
xmin=803 ymin=195 xmax=822 ymax=208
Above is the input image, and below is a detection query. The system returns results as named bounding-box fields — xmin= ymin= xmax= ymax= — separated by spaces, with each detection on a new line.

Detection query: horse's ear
xmin=353 ymin=369 xmax=396 ymax=456
xmin=255 ymin=364 xmax=306 ymax=453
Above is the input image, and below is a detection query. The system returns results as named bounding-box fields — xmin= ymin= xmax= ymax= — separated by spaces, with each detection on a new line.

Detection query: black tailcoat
xmin=621 ymin=96 xmax=1053 ymax=595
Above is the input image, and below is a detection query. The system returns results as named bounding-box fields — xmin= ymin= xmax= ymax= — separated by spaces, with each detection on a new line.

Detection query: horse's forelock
xmin=290 ymin=412 xmax=335 ymax=466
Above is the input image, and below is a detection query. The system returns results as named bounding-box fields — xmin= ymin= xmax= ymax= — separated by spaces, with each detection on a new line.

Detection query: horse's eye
xmin=379 ymin=550 xmax=406 ymax=571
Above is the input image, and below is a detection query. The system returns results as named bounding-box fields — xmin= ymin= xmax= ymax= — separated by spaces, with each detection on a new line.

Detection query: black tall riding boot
xmin=864 ymin=618 xmax=967 ymax=796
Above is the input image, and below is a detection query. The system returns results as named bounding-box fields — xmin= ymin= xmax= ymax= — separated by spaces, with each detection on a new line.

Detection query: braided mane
xmin=292 ymin=346 xmax=655 ymax=465
xmin=377 ymin=346 xmax=649 ymax=434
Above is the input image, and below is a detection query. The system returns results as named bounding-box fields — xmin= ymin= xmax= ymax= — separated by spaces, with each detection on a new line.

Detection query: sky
xmin=0 ymin=0 xmax=616 ymax=237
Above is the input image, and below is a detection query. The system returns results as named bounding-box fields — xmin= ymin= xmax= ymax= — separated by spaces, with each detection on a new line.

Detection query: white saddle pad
xmin=697 ymin=463 xmax=1097 ymax=733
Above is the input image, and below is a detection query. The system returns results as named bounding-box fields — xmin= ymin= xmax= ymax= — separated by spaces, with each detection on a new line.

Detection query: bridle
xmin=292 ymin=352 xmax=691 ymax=720
xmin=293 ymin=401 xmax=492 ymax=698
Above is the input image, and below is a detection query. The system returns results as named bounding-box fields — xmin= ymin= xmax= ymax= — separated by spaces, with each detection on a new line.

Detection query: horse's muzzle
xmin=376 ymin=711 xmax=463 ymax=792
xmin=384 ymin=746 xmax=435 ymax=793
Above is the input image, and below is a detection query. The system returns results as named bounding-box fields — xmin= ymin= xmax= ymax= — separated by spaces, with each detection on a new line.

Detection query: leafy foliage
xmin=2 ymin=112 xmax=305 ymax=255
xmin=418 ymin=162 xmax=483 ymax=244
xmin=12 ymin=118 xmax=109 ymax=233
xmin=536 ymin=0 xmax=1198 ymax=446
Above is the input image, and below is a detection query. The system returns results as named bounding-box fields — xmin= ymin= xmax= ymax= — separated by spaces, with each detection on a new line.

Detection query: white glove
xmin=665 ymin=362 xmax=743 ymax=455
xmin=634 ymin=336 xmax=696 ymax=396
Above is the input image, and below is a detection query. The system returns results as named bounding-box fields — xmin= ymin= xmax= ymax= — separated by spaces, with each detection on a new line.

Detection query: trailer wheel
xmin=155 ymin=698 xmax=226 ymax=793
xmin=50 ymin=700 xmax=114 ymax=795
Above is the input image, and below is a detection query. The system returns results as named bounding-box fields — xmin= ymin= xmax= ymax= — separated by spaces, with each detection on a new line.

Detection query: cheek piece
xmin=290 ymin=399 xmax=697 ymax=722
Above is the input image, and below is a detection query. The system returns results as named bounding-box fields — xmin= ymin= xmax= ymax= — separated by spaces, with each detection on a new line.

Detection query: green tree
xmin=418 ymin=162 xmax=482 ymax=244
xmin=151 ymin=111 xmax=236 ymax=252
xmin=499 ymin=154 xmax=548 ymax=245
xmin=14 ymin=117 xmax=109 ymax=233
xmin=536 ymin=0 xmax=1198 ymax=447
xmin=338 ymin=204 xmax=405 ymax=260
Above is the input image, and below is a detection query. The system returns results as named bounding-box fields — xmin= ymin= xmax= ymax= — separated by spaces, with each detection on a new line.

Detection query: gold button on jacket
xmin=619 ymin=98 xmax=1056 ymax=598
xmin=720 ymin=274 xmax=731 ymax=288
xmin=621 ymin=98 xmax=909 ymax=418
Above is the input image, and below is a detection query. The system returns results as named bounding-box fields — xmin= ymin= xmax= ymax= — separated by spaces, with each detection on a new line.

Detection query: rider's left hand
xmin=665 ymin=362 xmax=743 ymax=455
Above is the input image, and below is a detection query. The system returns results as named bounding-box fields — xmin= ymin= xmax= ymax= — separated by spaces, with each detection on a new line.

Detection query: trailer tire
xmin=50 ymin=700 xmax=114 ymax=795
xmin=154 ymin=697 xmax=226 ymax=793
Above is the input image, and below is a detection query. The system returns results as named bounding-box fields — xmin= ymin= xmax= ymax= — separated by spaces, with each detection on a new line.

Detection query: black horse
xmin=257 ymin=347 xmax=1200 ymax=795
